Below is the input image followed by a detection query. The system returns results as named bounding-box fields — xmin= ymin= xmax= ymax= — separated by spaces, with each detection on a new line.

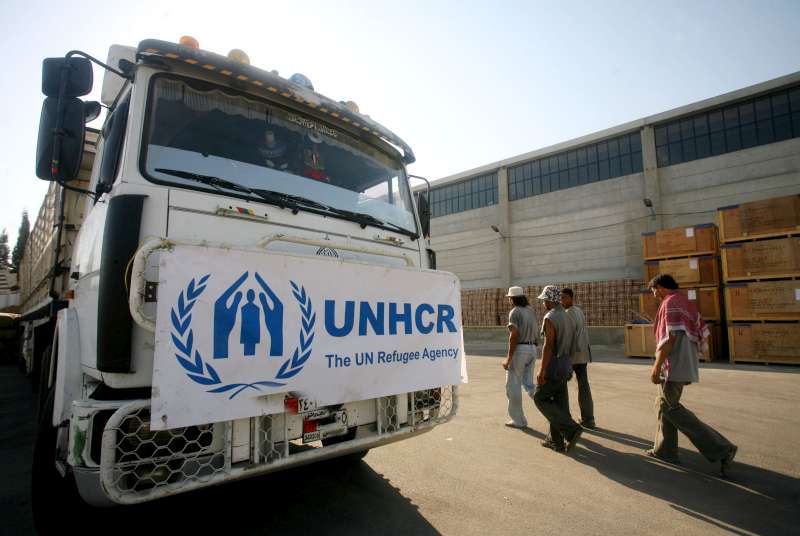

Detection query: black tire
xmin=31 ymin=389 xmax=88 ymax=535
xmin=36 ymin=346 xmax=52 ymax=418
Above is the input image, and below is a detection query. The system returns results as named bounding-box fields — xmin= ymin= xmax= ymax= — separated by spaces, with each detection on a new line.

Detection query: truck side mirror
xmin=35 ymin=97 xmax=85 ymax=181
xmin=416 ymin=191 xmax=431 ymax=239
xmin=35 ymin=57 xmax=94 ymax=182
xmin=42 ymin=57 xmax=93 ymax=97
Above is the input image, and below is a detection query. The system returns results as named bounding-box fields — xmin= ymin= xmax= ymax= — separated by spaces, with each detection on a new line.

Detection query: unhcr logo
xmin=324 ymin=301 xmax=457 ymax=337
xmin=316 ymin=246 xmax=339 ymax=258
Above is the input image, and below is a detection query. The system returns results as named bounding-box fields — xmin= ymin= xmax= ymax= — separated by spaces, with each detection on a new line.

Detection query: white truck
xmin=29 ymin=37 xmax=464 ymax=526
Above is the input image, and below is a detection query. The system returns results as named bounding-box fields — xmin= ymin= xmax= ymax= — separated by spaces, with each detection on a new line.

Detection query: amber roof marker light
xmin=178 ymin=35 xmax=200 ymax=49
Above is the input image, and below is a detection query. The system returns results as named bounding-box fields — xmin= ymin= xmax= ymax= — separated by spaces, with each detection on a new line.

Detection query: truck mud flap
xmin=97 ymin=194 xmax=146 ymax=372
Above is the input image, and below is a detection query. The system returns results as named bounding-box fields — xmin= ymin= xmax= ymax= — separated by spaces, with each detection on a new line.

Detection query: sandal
xmin=644 ymin=449 xmax=680 ymax=465
xmin=541 ymin=438 xmax=566 ymax=452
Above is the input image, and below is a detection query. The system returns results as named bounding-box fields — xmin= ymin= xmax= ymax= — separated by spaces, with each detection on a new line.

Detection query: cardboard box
xmin=645 ymin=256 xmax=720 ymax=287
xmin=719 ymin=194 xmax=800 ymax=243
xmin=642 ymin=224 xmax=718 ymax=260
xmin=728 ymin=323 xmax=800 ymax=364
xmin=721 ymin=237 xmax=800 ymax=281
xmin=725 ymin=281 xmax=800 ymax=321
xmin=639 ymin=287 xmax=721 ymax=322
xmin=624 ymin=323 xmax=720 ymax=361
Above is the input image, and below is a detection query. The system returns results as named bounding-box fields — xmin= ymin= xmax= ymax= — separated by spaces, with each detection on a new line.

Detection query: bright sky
xmin=1 ymin=0 xmax=799 ymax=246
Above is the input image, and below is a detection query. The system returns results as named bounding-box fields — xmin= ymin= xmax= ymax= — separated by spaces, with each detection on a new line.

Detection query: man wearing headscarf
xmin=647 ymin=273 xmax=737 ymax=476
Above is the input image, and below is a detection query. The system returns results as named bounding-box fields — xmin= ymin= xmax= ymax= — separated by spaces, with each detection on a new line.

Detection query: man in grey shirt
xmin=503 ymin=286 xmax=538 ymax=428
xmin=534 ymin=285 xmax=582 ymax=452
xmin=647 ymin=274 xmax=737 ymax=476
xmin=561 ymin=288 xmax=595 ymax=428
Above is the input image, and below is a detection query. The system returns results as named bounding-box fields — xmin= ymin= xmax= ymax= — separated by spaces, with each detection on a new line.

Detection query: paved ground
xmin=2 ymin=345 xmax=799 ymax=535
xmin=0 ymin=363 xmax=38 ymax=535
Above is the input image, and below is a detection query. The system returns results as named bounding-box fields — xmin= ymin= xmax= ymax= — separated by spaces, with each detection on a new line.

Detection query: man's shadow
xmin=573 ymin=427 xmax=800 ymax=535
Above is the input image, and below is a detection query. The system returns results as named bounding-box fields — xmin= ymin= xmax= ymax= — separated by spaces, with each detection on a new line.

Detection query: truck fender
xmin=54 ymin=308 xmax=83 ymax=427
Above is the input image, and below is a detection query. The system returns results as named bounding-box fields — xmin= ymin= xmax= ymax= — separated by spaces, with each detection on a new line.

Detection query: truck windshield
xmin=142 ymin=76 xmax=417 ymax=235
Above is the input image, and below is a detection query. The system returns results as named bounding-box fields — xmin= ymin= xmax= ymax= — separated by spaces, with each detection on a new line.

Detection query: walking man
xmin=647 ymin=274 xmax=737 ymax=475
xmin=534 ymin=285 xmax=582 ymax=452
xmin=561 ymin=288 xmax=595 ymax=428
xmin=503 ymin=286 xmax=538 ymax=428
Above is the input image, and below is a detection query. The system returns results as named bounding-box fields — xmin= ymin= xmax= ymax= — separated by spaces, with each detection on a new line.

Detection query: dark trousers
xmin=534 ymin=377 xmax=580 ymax=447
xmin=653 ymin=381 xmax=734 ymax=462
xmin=572 ymin=364 xmax=595 ymax=424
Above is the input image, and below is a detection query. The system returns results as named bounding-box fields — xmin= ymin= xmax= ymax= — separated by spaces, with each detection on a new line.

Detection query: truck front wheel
xmin=31 ymin=389 xmax=89 ymax=534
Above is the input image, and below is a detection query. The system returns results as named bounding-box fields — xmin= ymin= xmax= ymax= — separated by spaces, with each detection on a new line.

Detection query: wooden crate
xmin=725 ymin=281 xmax=800 ymax=321
xmin=721 ymin=237 xmax=800 ymax=281
xmin=642 ymin=224 xmax=718 ymax=260
xmin=624 ymin=323 xmax=720 ymax=361
xmin=639 ymin=287 xmax=721 ymax=322
xmin=719 ymin=194 xmax=800 ymax=243
xmin=728 ymin=323 xmax=800 ymax=364
xmin=461 ymin=288 xmax=502 ymax=326
xmin=644 ymin=256 xmax=720 ymax=287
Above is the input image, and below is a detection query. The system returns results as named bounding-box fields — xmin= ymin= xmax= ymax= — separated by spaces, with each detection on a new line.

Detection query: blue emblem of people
xmin=170 ymin=272 xmax=315 ymax=399
xmin=212 ymin=272 xmax=284 ymax=359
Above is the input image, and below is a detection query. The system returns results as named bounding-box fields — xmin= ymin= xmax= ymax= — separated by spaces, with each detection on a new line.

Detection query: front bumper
xmin=71 ymin=387 xmax=457 ymax=506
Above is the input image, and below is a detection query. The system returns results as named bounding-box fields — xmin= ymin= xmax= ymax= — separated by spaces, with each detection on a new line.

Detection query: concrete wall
xmin=430 ymin=205 xmax=505 ymax=289
xmin=463 ymin=326 xmax=625 ymax=347
xmin=430 ymin=130 xmax=800 ymax=290
xmin=507 ymin=171 xmax=648 ymax=285
xmin=425 ymin=72 xmax=800 ymax=291
xmin=658 ymin=137 xmax=800 ymax=230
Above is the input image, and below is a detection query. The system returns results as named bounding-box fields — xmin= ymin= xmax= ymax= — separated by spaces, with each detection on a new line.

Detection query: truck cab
xmin=32 ymin=38 xmax=461 ymax=515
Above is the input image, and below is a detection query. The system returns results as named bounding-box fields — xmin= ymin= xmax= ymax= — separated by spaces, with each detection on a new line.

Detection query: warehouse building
xmin=426 ymin=71 xmax=800 ymax=327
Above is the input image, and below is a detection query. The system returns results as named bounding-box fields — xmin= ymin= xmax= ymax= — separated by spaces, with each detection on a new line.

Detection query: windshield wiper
xmin=156 ymin=168 xmax=255 ymax=195
xmin=155 ymin=170 xmax=418 ymax=239
xmin=253 ymin=189 xmax=418 ymax=240
xmin=252 ymin=189 xmax=330 ymax=212
xmin=155 ymin=169 xmax=302 ymax=212
xmin=329 ymin=207 xmax=419 ymax=240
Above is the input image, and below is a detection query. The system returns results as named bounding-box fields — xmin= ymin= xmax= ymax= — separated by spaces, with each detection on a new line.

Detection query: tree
xmin=0 ymin=229 xmax=9 ymax=271
xmin=11 ymin=210 xmax=30 ymax=273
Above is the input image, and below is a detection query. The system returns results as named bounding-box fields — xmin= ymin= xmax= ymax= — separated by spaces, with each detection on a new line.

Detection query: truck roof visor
xmin=136 ymin=39 xmax=415 ymax=164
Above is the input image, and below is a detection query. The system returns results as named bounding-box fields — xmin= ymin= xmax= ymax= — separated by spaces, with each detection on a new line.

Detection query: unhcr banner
xmin=152 ymin=244 xmax=466 ymax=429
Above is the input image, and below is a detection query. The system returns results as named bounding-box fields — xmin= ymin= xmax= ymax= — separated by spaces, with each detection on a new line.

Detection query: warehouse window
xmin=507 ymin=131 xmax=643 ymax=201
xmin=655 ymin=84 xmax=800 ymax=167
xmin=429 ymin=172 xmax=498 ymax=218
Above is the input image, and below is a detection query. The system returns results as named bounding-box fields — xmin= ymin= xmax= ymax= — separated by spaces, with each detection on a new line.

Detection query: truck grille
xmin=99 ymin=389 xmax=457 ymax=503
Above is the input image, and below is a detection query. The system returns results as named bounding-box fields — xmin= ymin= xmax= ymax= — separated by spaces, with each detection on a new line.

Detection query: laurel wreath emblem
xmin=170 ymin=275 xmax=315 ymax=400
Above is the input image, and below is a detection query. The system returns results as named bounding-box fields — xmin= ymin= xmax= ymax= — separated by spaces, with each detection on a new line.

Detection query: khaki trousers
xmin=653 ymin=381 xmax=734 ymax=462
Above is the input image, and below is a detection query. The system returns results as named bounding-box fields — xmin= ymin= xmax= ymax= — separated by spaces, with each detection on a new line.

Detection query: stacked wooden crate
xmin=720 ymin=194 xmax=800 ymax=365
xmin=625 ymin=223 xmax=723 ymax=361
xmin=461 ymin=288 xmax=503 ymax=326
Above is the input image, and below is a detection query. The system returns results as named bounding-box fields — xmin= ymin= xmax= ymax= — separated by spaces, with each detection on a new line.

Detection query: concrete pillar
xmin=641 ymin=126 xmax=663 ymax=233
xmin=496 ymin=166 xmax=512 ymax=287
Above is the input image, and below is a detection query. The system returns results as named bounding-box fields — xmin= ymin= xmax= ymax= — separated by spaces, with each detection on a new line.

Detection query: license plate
xmin=302 ymin=408 xmax=331 ymax=420
xmin=333 ymin=409 xmax=348 ymax=426
xmin=297 ymin=397 xmax=317 ymax=413
xmin=302 ymin=430 xmax=321 ymax=443
xmin=302 ymin=410 xmax=349 ymax=444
